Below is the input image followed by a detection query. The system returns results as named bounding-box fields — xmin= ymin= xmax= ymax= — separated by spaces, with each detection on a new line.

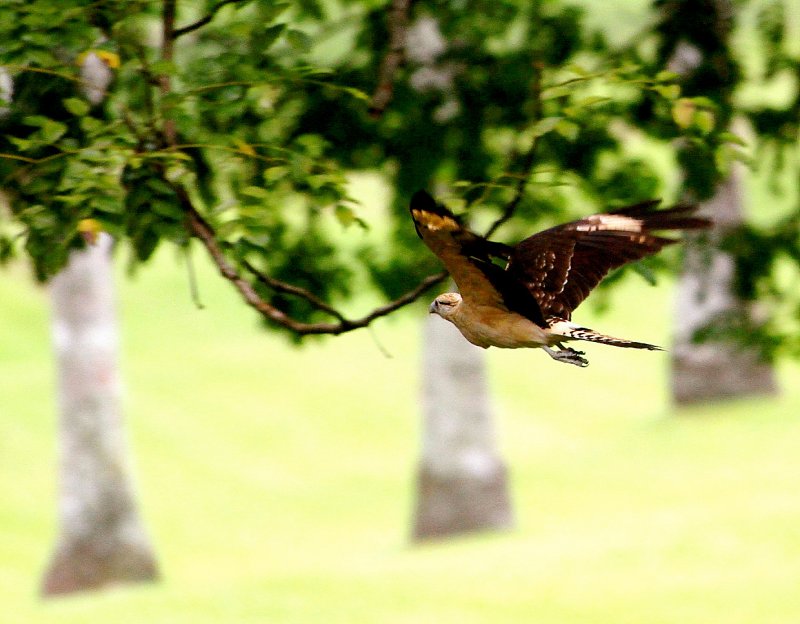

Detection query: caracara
xmin=411 ymin=190 xmax=709 ymax=367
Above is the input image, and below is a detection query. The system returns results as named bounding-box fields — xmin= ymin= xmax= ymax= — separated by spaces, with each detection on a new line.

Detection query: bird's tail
xmin=548 ymin=319 xmax=662 ymax=351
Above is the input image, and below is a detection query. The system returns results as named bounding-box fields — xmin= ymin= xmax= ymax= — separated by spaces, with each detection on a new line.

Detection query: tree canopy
xmin=1 ymin=0 xmax=797 ymax=353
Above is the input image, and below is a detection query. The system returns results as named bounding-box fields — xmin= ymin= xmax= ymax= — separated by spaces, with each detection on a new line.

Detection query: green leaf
xmin=260 ymin=23 xmax=286 ymax=50
xmin=334 ymin=204 xmax=356 ymax=227
xmin=8 ymin=136 xmax=34 ymax=151
xmin=150 ymin=59 xmax=177 ymax=76
xmin=690 ymin=96 xmax=717 ymax=110
xmin=241 ymin=185 xmax=270 ymax=198
xmin=529 ymin=116 xmax=563 ymax=138
xmin=20 ymin=116 xmax=67 ymax=144
xmin=262 ymin=2 xmax=290 ymax=21
xmin=541 ymin=84 xmax=572 ymax=100
xmin=694 ymin=109 xmax=715 ymax=134
xmin=40 ymin=119 xmax=67 ymax=144
xmin=63 ymin=97 xmax=90 ymax=116
xmin=555 ymin=119 xmax=580 ymax=141
xmin=80 ymin=116 xmax=103 ymax=133
xmin=719 ymin=131 xmax=747 ymax=147
xmin=145 ymin=177 xmax=175 ymax=196
xmin=655 ymin=70 xmax=680 ymax=83
xmin=442 ymin=197 xmax=466 ymax=212
xmin=671 ymin=98 xmax=695 ymax=129
xmin=714 ymin=145 xmax=730 ymax=176
xmin=151 ymin=198 xmax=181 ymax=217
xmin=653 ymin=83 xmax=681 ymax=100
xmin=574 ymin=95 xmax=612 ymax=109
xmin=22 ymin=115 xmax=53 ymax=128
xmin=286 ymin=29 xmax=312 ymax=52
xmin=263 ymin=165 xmax=287 ymax=182
xmin=564 ymin=63 xmax=591 ymax=77
xmin=297 ymin=66 xmax=335 ymax=77
xmin=342 ymin=86 xmax=370 ymax=102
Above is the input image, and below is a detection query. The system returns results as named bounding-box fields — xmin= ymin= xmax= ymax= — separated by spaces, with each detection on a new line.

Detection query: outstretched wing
xmin=410 ymin=190 xmax=546 ymax=327
xmin=507 ymin=200 xmax=709 ymax=320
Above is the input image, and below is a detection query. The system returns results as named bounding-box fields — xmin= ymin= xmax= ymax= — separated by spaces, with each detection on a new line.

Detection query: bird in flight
xmin=410 ymin=190 xmax=709 ymax=367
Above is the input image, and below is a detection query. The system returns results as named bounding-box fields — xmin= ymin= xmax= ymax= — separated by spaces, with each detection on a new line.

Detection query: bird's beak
xmin=428 ymin=302 xmax=436 ymax=314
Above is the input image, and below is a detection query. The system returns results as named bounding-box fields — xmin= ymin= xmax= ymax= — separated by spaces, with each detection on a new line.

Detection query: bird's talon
xmin=544 ymin=346 xmax=589 ymax=367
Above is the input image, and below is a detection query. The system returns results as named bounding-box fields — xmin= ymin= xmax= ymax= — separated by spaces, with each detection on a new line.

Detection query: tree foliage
xmin=1 ymin=0 xmax=796 ymax=351
xmin=637 ymin=0 xmax=800 ymax=358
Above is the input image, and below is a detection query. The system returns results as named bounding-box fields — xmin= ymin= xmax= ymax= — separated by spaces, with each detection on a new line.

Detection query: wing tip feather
xmin=612 ymin=199 xmax=712 ymax=232
xmin=410 ymin=190 xmax=462 ymax=234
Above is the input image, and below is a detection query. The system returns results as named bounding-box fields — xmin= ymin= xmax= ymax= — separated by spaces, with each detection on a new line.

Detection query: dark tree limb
xmin=172 ymin=0 xmax=247 ymax=39
xmin=173 ymin=180 xmax=446 ymax=336
xmin=241 ymin=258 xmax=349 ymax=324
xmin=159 ymin=0 xmax=178 ymax=146
xmin=369 ymin=0 xmax=412 ymax=118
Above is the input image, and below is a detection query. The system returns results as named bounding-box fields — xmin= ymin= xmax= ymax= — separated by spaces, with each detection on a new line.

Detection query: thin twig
xmin=184 ymin=245 xmax=205 ymax=309
xmin=172 ymin=0 xmax=246 ymax=39
xmin=241 ymin=259 xmax=349 ymax=323
xmin=369 ymin=0 xmax=412 ymax=118
xmin=368 ymin=324 xmax=394 ymax=359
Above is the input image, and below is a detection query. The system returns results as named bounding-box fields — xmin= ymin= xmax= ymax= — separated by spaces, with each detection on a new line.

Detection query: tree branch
xmin=156 ymin=0 xmax=443 ymax=336
xmin=172 ymin=0 xmax=247 ymax=39
xmin=160 ymin=0 xmax=178 ymax=146
xmin=241 ymin=258 xmax=349 ymax=324
xmin=484 ymin=60 xmax=544 ymax=238
xmin=172 ymin=181 xmax=446 ymax=335
xmin=369 ymin=0 xmax=412 ymax=118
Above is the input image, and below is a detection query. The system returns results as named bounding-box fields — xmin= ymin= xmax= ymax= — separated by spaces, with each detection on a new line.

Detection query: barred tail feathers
xmin=548 ymin=319 xmax=663 ymax=351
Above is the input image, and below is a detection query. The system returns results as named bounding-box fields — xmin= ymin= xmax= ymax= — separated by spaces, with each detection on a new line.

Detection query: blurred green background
xmin=2 ymin=228 xmax=800 ymax=623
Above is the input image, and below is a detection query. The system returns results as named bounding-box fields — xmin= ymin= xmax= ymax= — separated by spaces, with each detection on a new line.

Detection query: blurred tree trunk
xmin=671 ymin=166 xmax=778 ymax=404
xmin=657 ymin=0 xmax=778 ymax=404
xmin=405 ymin=16 xmax=513 ymax=540
xmin=412 ymin=313 xmax=514 ymax=540
xmin=41 ymin=234 xmax=158 ymax=596
xmin=403 ymin=9 xmax=516 ymax=538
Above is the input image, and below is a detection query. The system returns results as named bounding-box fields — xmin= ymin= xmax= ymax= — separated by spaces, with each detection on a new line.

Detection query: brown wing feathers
xmin=410 ymin=191 xmax=547 ymax=326
xmin=509 ymin=201 xmax=709 ymax=321
xmin=409 ymin=190 xmax=499 ymax=278
xmin=611 ymin=200 xmax=709 ymax=230
xmin=409 ymin=190 xmax=506 ymax=304
xmin=411 ymin=190 xmax=709 ymax=326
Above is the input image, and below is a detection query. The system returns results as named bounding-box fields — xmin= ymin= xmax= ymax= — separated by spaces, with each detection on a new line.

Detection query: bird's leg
xmin=542 ymin=345 xmax=589 ymax=367
xmin=555 ymin=342 xmax=584 ymax=355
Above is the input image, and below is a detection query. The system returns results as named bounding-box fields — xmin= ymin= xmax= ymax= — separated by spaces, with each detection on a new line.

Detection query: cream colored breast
xmin=450 ymin=304 xmax=548 ymax=349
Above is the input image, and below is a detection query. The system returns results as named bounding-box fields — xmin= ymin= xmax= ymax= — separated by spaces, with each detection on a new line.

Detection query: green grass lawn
xmin=2 ymin=247 xmax=800 ymax=624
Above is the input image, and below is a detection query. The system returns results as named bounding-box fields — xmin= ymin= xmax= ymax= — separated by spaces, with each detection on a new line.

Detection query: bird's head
xmin=429 ymin=292 xmax=462 ymax=319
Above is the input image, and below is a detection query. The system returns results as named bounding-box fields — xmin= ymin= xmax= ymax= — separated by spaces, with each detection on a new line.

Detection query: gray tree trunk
xmin=412 ymin=313 xmax=514 ymax=540
xmin=406 ymin=15 xmax=512 ymax=539
xmin=671 ymin=165 xmax=778 ymax=404
xmin=41 ymin=235 xmax=158 ymax=596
